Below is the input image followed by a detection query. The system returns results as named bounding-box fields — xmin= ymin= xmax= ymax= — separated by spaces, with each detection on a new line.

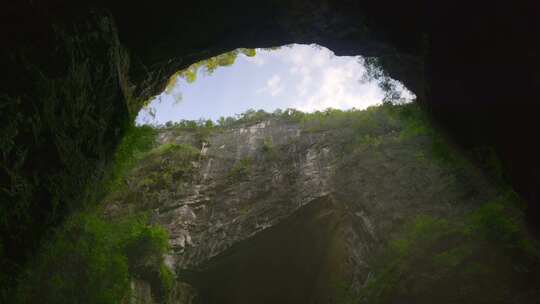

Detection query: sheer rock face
xmin=111 ymin=111 xmax=538 ymax=303
xmin=156 ymin=118 xmax=485 ymax=268
xmin=157 ymin=120 xmax=339 ymax=269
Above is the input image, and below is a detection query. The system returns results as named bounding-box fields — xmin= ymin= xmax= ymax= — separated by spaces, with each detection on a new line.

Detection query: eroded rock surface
xmin=106 ymin=106 xmax=539 ymax=303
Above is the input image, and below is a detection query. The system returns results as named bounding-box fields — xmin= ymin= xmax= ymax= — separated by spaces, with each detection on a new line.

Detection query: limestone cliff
xmin=105 ymin=105 xmax=540 ymax=304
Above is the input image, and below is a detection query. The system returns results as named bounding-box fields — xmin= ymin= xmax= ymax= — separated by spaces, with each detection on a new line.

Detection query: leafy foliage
xmin=164 ymin=48 xmax=257 ymax=92
xmin=104 ymin=141 xmax=200 ymax=218
xmin=467 ymin=192 xmax=538 ymax=255
xmin=0 ymin=15 xmax=136 ymax=299
xmin=362 ymin=57 xmax=409 ymax=104
xmin=228 ymin=157 xmax=253 ymax=183
xmin=16 ymin=214 xmax=170 ymax=304
xmin=218 ymin=108 xmax=274 ymax=128
xmin=394 ymin=103 xmax=464 ymax=165
xmin=262 ymin=137 xmax=274 ymax=153
xmin=11 ymin=124 xmax=179 ymax=303
xmin=357 ymin=190 xmax=539 ymax=304
xmin=105 ymin=125 xmax=157 ymax=193
xmin=158 ymin=103 xmax=454 ymax=159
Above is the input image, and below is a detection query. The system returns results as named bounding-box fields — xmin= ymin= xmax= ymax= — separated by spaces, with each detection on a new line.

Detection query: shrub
xmin=467 ymin=194 xmax=538 ymax=256
xmin=228 ymin=157 xmax=253 ymax=183
xmin=14 ymin=124 xmax=178 ymax=304
xmin=127 ymin=143 xmax=200 ymax=195
xmin=106 ymin=125 xmax=157 ymax=193
xmin=16 ymin=214 xmax=172 ymax=304
xmin=360 ymin=190 xmax=539 ymax=304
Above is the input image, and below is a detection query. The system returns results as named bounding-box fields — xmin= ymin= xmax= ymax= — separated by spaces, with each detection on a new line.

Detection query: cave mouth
xmin=180 ymin=196 xmax=350 ymax=304
xmin=136 ymin=44 xmax=415 ymax=126
xmin=135 ymin=44 xmax=416 ymax=302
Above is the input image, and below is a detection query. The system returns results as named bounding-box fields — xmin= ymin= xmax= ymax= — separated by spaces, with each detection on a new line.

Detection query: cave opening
xmin=131 ymin=44 xmax=417 ymax=303
xmin=135 ymin=44 xmax=415 ymax=127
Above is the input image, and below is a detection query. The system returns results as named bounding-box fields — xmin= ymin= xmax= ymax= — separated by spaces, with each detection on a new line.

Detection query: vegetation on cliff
xmin=357 ymin=190 xmax=540 ymax=304
xmin=0 ymin=15 xmax=137 ymax=299
xmin=6 ymin=97 xmax=540 ymax=303
xmin=13 ymin=124 xmax=176 ymax=303
xmin=155 ymin=103 xmax=540 ymax=303
xmin=165 ymin=48 xmax=256 ymax=90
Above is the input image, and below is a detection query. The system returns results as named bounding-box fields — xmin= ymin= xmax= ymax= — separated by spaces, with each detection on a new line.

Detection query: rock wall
xmin=105 ymin=106 xmax=539 ymax=303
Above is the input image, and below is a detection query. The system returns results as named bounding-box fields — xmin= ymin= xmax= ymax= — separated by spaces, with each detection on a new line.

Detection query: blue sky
xmin=136 ymin=44 xmax=414 ymax=125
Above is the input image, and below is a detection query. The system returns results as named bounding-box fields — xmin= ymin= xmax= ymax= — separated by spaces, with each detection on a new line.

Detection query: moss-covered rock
xmin=98 ymin=104 xmax=539 ymax=303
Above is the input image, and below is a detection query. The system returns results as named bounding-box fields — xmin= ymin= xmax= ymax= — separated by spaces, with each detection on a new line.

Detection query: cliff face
xmin=104 ymin=105 xmax=540 ymax=304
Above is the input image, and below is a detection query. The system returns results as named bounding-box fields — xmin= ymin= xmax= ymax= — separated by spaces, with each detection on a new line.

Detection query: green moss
xmin=357 ymin=216 xmax=457 ymax=303
xmin=105 ymin=125 xmax=157 ymax=193
xmin=158 ymin=264 xmax=175 ymax=301
xmin=262 ymin=137 xmax=273 ymax=153
xmin=394 ymin=103 xmax=465 ymax=167
xmin=16 ymin=213 xmax=172 ymax=304
xmin=124 ymin=224 xmax=173 ymax=303
xmin=467 ymin=195 xmax=539 ymax=256
xmin=389 ymin=215 xmax=453 ymax=256
xmin=228 ymin=157 xmax=253 ymax=183
xmin=106 ymin=142 xmax=199 ymax=213
xmin=152 ymin=142 xmax=198 ymax=156
xmin=12 ymin=124 xmax=194 ymax=303
xmin=238 ymin=205 xmax=250 ymax=216
xmin=357 ymin=134 xmax=383 ymax=148
xmin=432 ymin=246 xmax=472 ymax=268
xmin=358 ymin=191 xmax=540 ymax=304
xmin=260 ymin=136 xmax=281 ymax=162
xmin=1 ymin=17 xmax=138 ymax=299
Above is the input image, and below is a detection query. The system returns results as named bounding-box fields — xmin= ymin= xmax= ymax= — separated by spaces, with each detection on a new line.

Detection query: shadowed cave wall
xmin=1 ymin=0 xmax=539 ymax=297
xmin=181 ymin=197 xmax=348 ymax=304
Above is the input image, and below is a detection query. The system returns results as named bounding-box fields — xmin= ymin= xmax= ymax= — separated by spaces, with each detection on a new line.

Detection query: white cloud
xmin=258 ymin=74 xmax=284 ymax=96
xmin=267 ymin=75 xmax=283 ymax=96
xmin=311 ymin=46 xmax=332 ymax=67
xmin=262 ymin=44 xmax=385 ymax=112
xmin=290 ymin=54 xmax=385 ymax=112
xmin=253 ymin=43 xmax=412 ymax=111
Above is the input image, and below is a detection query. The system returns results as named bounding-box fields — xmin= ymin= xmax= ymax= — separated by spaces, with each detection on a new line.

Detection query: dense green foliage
xmin=0 ymin=16 xmax=136 ymax=299
xmin=228 ymin=157 xmax=254 ymax=183
xmin=13 ymin=125 xmax=177 ymax=303
xmin=105 ymin=125 xmax=157 ymax=194
xmin=356 ymin=190 xmax=540 ymax=304
xmin=158 ymin=103 xmax=468 ymax=166
xmin=362 ymin=57 xmax=409 ymax=104
xmin=165 ymin=48 xmax=257 ymax=94
xmin=126 ymin=143 xmax=200 ymax=197
xmin=16 ymin=214 xmax=170 ymax=304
